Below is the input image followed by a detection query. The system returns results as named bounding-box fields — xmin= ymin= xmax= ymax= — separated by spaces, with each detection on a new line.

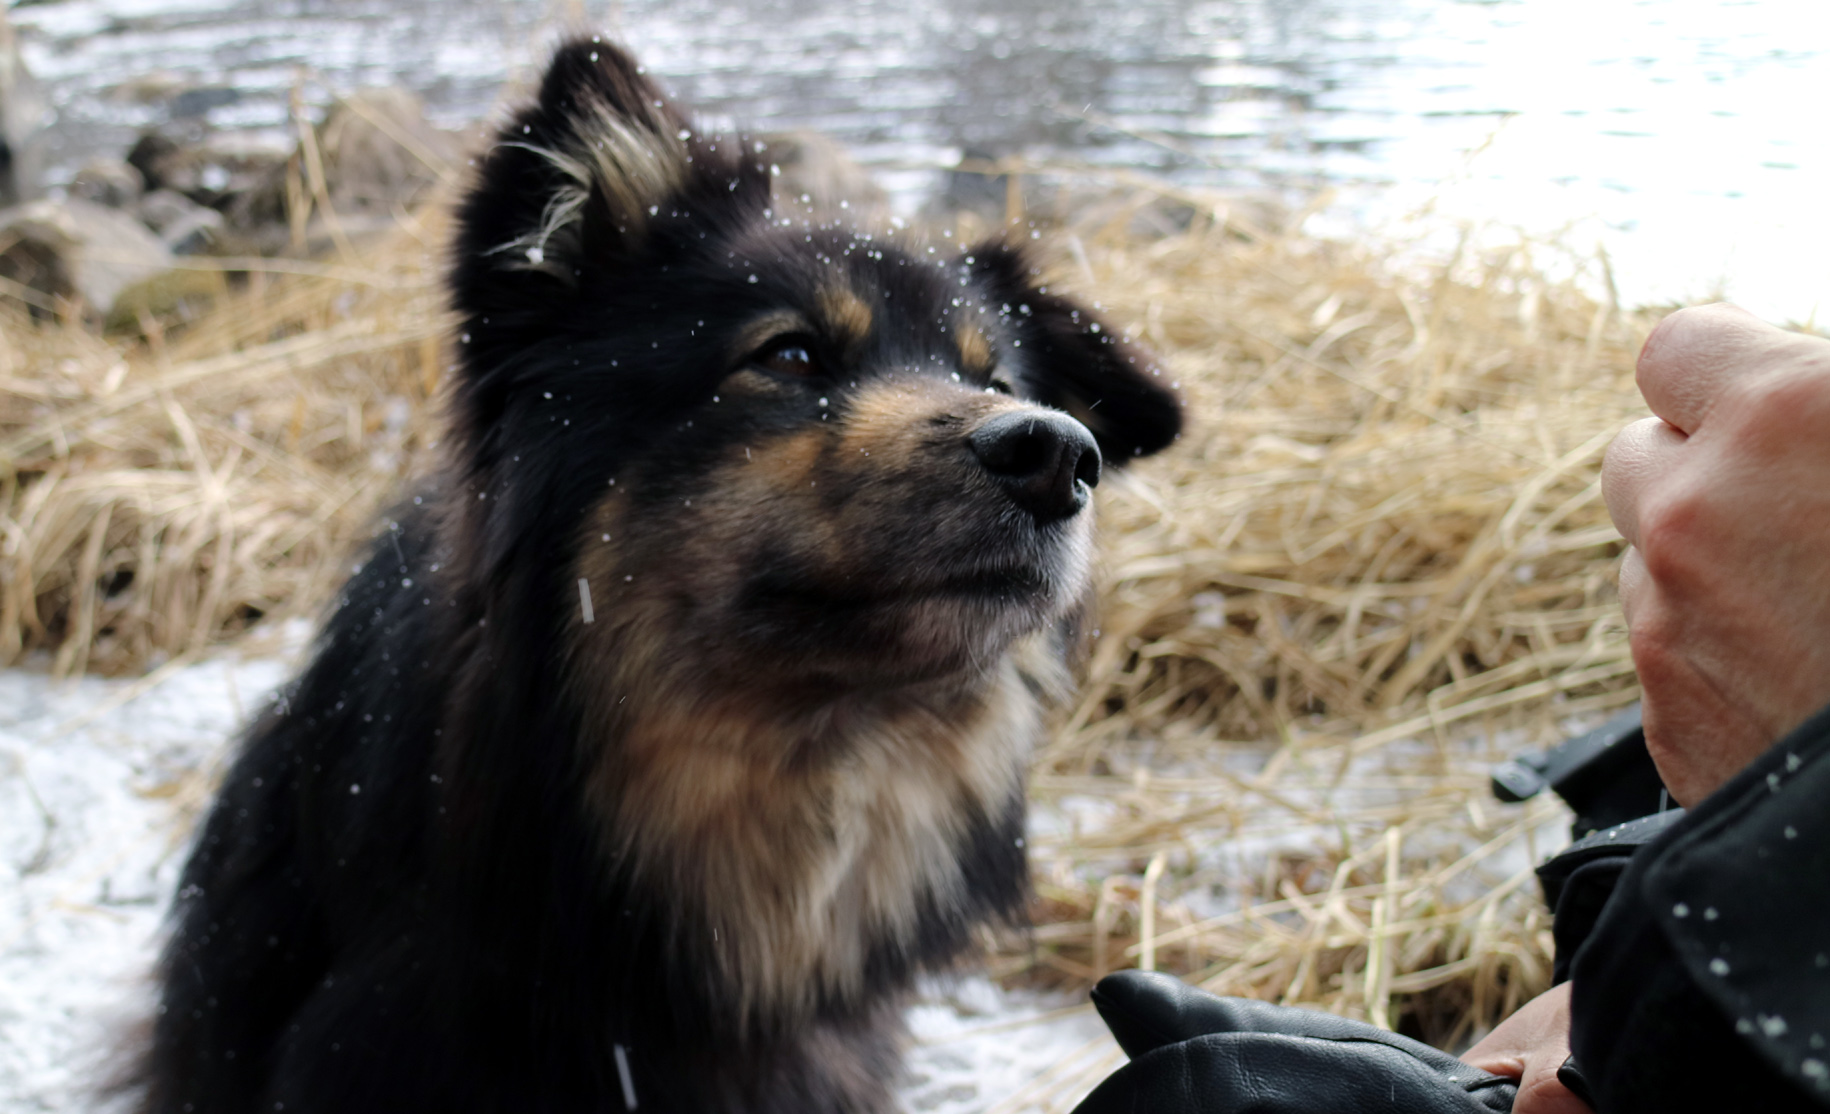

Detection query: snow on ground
xmin=0 ymin=640 xmax=1115 ymax=1113
xmin=0 ymin=640 xmax=296 ymax=1113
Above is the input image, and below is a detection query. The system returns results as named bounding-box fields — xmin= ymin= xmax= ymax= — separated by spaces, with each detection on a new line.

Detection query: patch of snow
xmin=0 ymin=640 xmax=299 ymax=1113
xmin=902 ymin=978 xmax=1117 ymax=1113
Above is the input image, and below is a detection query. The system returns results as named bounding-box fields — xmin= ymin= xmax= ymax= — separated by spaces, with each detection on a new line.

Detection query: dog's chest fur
xmin=581 ymin=637 xmax=1063 ymax=1025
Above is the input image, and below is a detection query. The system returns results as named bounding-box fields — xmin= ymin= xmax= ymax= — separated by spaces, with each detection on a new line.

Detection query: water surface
xmin=16 ymin=0 xmax=1829 ymax=319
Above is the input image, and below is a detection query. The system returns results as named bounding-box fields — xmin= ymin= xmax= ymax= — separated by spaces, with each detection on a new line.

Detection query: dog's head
xmin=449 ymin=39 xmax=1181 ymax=692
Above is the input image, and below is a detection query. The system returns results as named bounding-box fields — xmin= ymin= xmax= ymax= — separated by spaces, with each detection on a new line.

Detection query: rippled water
xmin=15 ymin=0 xmax=1830 ymax=319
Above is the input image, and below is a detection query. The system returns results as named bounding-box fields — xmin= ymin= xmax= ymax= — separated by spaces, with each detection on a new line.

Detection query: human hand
xmin=1460 ymin=983 xmax=1593 ymax=1114
xmin=1601 ymin=304 xmax=1830 ymax=805
xmin=1071 ymin=970 xmax=1516 ymax=1113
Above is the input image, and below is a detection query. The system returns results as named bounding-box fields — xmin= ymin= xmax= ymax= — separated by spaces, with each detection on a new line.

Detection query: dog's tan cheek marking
xmin=567 ymin=480 xmax=696 ymax=859
xmin=568 ymin=482 xmax=705 ymax=733
xmin=690 ymin=426 xmax=837 ymax=563
xmin=740 ymin=426 xmax=827 ymax=492
xmin=721 ymin=368 xmax=801 ymax=401
xmin=572 ymin=487 xmax=633 ymax=624
xmin=570 ymin=432 xmax=845 ymax=667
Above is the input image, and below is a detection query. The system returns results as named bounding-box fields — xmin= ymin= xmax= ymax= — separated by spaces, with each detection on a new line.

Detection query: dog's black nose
xmin=969 ymin=410 xmax=1101 ymax=524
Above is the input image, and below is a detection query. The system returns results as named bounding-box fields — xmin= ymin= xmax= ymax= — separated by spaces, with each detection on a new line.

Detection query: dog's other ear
xmin=971 ymin=241 xmax=1182 ymax=463
xmin=451 ymin=38 xmax=767 ymax=317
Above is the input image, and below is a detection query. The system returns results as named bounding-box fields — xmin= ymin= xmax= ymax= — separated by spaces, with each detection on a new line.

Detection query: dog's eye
xmin=752 ymin=336 xmax=821 ymax=379
xmin=987 ymin=375 xmax=1015 ymax=396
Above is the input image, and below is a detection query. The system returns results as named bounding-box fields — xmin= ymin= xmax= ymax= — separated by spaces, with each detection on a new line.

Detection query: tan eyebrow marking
xmin=729 ymin=310 xmax=814 ymax=363
xmin=818 ymin=287 xmax=874 ymax=353
xmin=956 ymin=325 xmax=995 ymax=377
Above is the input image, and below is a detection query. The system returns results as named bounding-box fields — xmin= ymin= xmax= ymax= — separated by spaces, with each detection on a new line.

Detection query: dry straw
xmin=0 ymin=211 xmax=450 ymax=676
xmin=2 ymin=172 xmax=1660 ymax=1100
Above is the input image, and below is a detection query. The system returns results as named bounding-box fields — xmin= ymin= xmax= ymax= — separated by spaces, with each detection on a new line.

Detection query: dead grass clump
xmin=0 ymin=215 xmax=450 ymax=675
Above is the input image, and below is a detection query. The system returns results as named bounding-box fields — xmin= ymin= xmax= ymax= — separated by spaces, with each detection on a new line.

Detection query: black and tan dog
xmin=133 ymin=39 xmax=1180 ymax=1114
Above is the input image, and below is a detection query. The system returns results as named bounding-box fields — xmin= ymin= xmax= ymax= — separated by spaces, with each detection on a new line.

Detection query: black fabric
xmin=1491 ymin=704 xmax=1671 ymax=839
xmin=1071 ymin=971 xmax=1516 ymax=1114
xmin=1550 ymin=857 xmax=1631 ymax=987
xmin=1569 ymin=701 xmax=1830 ymax=1112
xmin=1556 ymin=1054 xmax=1597 ymax=1106
xmin=1535 ymin=810 xmax=1685 ymax=984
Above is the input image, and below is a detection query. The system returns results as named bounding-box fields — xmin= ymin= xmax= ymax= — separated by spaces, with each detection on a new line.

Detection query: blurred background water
xmin=14 ymin=0 xmax=1830 ymax=321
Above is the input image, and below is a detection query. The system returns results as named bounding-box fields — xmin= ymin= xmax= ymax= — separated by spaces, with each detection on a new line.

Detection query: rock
xmin=112 ymin=89 xmax=458 ymax=258
xmin=126 ymin=130 xmax=206 ymax=196
xmin=135 ymin=188 xmax=224 ymax=255
xmin=216 ymin=161 xmax=292 ymax=255
xmin=926 ymin=147 xmax=1018 ymax=225
xmin=109 ymin=71 xmax=188 ymax=107
xmin=68 ymin=159 xmax=145 ymax=209
xmin=123 ymin=127 xmax=291 ymax=253
xmin=756 ymin=131 xmax=888 ymax=221
xmin=318 ymin=89 xmax=453 ymax=214
xmin=125 ymin=128 xmax=286 ymax=209
xmin=0 ymin=9 xmax=45 ymax=207
xmin=0 ymin=199 xmax=173 ymax=319
xmin=106 ymin=267 xmax=227 ymax=332
xmin=170 ymin=86 xmax=241 ymax=121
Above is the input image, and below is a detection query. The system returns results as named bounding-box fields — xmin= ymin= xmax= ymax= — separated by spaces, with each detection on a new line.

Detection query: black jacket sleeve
xmin=1565 ymin=702 xmax=1830 ymax=1112
xmin=1069 ymin=971 xmax=1516 ymax=1114
xmin=1537 ymin=810 xmax=1686 ymax=985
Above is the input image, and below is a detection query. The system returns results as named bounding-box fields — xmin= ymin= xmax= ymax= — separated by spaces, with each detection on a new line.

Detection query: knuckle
xmin=1637 ymin=304 xmax=1771 ymax=394
xmin=1639 ymin=304 xmax=1731 ymax=367
xmin=1633 ymin=488 xmax=1708 ymax=586
xmin=1626 ymin=611 xmax=1685 ymax=686
xmin=1602 ymin=417 xmax=1663 ymax=475
xmin=1720 ymin=361 xmax=1830 ymax=439
xmin=1601 ymin=419 xmax=1667 ymax=519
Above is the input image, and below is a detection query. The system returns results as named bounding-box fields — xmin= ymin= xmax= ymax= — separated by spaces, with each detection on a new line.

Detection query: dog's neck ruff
xmin=575 ymin=642 xmax=1049 ymax=1030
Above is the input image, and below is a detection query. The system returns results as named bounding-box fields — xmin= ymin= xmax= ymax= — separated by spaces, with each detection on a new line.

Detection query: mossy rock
xmin=105 ymin=266 xmax=228 ymax=333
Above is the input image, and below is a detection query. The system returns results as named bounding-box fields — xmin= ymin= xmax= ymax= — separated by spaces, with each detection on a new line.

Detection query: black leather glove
xmin=1072 ymin=971 xmax=1517 ymax=1114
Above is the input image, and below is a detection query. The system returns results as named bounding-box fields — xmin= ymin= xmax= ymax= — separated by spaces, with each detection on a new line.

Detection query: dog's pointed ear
xmin=451 ymin=38 xmax=768 ymax=318
xmin=971 ymin=242 xmax=1183 ymax=463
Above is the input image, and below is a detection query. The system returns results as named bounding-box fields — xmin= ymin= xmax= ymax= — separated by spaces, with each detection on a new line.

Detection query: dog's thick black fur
xmin=135 ymin=39 xmax=1180 ymax=1113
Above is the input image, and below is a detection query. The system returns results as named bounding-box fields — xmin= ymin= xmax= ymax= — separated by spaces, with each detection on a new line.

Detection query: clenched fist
xmin=1602 ymin=303 xmax=1830 ymax=805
